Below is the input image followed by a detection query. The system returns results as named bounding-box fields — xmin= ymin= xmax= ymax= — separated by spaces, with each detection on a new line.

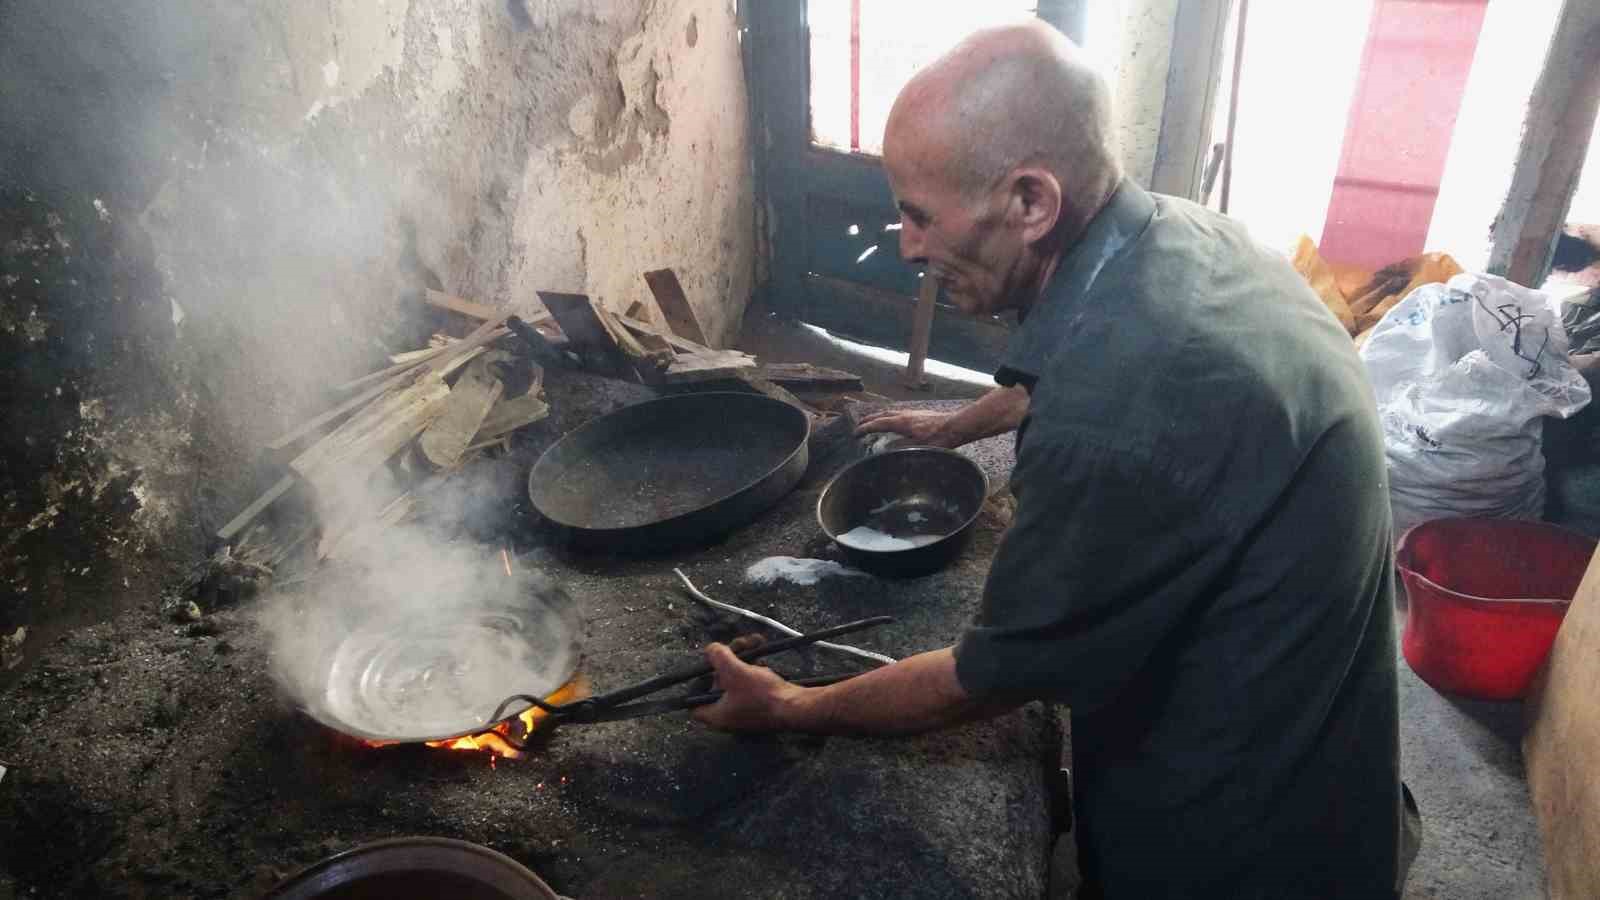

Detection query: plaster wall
xmin=0 ymin=0 xmax=753 ymax=637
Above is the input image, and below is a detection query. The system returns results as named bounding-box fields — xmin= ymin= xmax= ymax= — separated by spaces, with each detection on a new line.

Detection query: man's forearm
xmin=777 ymin=647 xmax=1014 ymax=736
xmin=935 ymin=386 xmax=1029 ymax=447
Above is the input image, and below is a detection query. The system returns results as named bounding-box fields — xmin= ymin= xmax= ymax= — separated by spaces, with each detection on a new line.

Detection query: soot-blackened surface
xmin=0 ymin=370 xmax=1059 ymax=899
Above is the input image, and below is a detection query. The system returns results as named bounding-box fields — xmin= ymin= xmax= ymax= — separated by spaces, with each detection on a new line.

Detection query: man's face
xmin=884 ymin=140 xmax=1027 ymax=317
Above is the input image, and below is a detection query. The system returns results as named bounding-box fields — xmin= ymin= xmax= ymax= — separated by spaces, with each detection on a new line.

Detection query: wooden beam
xmin=1489 ymin=2 xmax=1600 ymax=287
xmin=905 ymin=274 xmax=937 ymax=387
xmin=643 ymin=268 xmax=710 ymax=345
xmin=1149 ymin=0 xmax=1236 ymax=199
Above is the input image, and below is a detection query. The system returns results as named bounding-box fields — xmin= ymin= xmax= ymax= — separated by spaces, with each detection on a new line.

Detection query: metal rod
xmin=587 ymin=616 xmax=893 ymax=710
xmin=672 ymin=568 xmax=896 ymax=666
xmin=676 ymin=671 xmax=862 ymax=709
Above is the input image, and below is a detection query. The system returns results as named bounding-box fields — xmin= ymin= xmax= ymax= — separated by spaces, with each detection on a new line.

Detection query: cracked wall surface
xmin=0 ymin=0 xmax=754 ymax=639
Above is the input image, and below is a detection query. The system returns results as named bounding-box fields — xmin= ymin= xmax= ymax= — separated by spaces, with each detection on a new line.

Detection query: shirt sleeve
xmin=954 ymin=424 xmax=1235 ymax=713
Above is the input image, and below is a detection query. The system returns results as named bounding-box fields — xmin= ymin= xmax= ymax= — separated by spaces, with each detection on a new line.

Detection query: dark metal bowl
xmin=528 ymin=392 xmax=810 ymax=553
xmin=263 ymin=837 xmax=559 ymax=900
xmin=817 ymin=447 xmax=988 ymax=577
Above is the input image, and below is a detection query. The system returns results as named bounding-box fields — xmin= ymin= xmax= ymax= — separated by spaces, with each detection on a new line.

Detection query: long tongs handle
xmin=588 ymin=615 xmax=893 ymax=709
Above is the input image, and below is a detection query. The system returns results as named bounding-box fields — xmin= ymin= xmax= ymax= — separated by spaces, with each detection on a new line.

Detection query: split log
xmin=417 ymin=355 xmax=505 ymax=470
xmin=642 ymin=268 xmax=709 ymax=345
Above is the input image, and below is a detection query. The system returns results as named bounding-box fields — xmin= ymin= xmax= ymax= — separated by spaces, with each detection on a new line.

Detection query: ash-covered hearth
xmin=0 ymin=369 xmax=1058 ymax=899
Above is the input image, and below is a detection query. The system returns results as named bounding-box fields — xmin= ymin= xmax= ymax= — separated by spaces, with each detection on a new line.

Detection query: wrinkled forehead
xmin=883 ymin=98 xmax=964 ymax=196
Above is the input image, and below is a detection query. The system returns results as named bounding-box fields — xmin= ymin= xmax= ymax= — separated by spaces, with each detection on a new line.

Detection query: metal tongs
xmin=488 ymin=616 xmax=893 ymax=726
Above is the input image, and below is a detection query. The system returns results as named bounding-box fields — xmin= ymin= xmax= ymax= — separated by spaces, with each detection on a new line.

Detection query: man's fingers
xmin=855 ymin=413 xmax=910 ymax=436
xmin=726 ymin=633 xmax=767 ymax=654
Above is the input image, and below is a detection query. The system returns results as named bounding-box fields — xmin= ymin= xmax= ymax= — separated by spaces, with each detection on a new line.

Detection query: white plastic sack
xmin=1360 ymin=272 xmax=1591 ymax=535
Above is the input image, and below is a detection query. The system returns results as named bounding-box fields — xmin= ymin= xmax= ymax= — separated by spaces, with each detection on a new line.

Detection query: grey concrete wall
xmin=0 ymin=0 xmax=753 ymax=639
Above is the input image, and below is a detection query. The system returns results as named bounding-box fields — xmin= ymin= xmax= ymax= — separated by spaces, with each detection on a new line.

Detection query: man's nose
xmin=898 ymin=221 xmax=927 ymax=265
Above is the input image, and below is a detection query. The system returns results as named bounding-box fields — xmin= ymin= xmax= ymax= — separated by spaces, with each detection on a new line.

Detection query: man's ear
xmin=1006 ymin=167 xmax=1063 ymax=245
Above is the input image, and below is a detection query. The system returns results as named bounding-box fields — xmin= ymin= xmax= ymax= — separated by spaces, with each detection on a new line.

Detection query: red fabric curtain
xmin=1319 ymin=0 xmax=1489 ymax=271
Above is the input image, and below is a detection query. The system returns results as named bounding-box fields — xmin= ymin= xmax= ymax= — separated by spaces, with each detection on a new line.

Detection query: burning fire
xmin=422 ymin=675 xmax=590 ymax=761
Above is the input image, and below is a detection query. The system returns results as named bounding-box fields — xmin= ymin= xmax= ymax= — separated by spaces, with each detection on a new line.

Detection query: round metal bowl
xmin=263 ymin=837 xmax=560 ymax=900
xmin=817 ymin=447 xmax=988 ymax=577
xmin=528 ymin=392 xmax=810 ymax=553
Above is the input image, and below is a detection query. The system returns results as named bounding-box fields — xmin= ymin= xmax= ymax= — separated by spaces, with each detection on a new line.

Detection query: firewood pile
xmin=197 ymin=268 xmax=869 ymax=609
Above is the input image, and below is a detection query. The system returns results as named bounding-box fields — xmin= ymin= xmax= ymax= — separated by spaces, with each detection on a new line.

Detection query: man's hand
xmin=855 ymin=409 xmax=959 ymax=448
xmin=693 ymin=637 xmax=802 ymax=732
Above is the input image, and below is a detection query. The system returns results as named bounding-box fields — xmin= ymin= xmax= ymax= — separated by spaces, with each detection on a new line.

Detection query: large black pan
xmin=528 ymin=392 xmax=810 ymax=551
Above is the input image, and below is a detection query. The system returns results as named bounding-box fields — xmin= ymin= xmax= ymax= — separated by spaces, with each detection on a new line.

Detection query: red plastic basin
xmin=1396 ymin=518 xmax=1596 ymax=700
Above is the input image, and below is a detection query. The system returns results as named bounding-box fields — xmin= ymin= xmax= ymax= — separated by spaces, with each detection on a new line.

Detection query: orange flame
xmin=412 ymin=674 xmax=591 ymax=762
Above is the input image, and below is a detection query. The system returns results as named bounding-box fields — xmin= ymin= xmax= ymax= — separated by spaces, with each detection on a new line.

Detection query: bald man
xmin=697 ymin=21 xmax=1404 ymax=900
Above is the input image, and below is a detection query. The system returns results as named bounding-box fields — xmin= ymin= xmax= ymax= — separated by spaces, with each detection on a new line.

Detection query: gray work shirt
xmin=955 ymin=181 xmax=1402 ymax=899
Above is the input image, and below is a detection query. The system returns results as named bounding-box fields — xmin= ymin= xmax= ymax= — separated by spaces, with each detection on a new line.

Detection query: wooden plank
xmin=642 ymin=268 xmax=710 ymax=345
xmin=598 ymin=304 xmax=673 ymax=372
xmin=1488 ymin=2 xmax=1600 ymax=287
xmin=756 ymin=363 xmax=863 ymax=393
xmin=290 ymin=369 xmax=452 ymax=496
xmin=616 ymin=313 xmax=747 ymax=357
xmin=425 ymin=289 xmax=554 ymax=329
xmin=1526 ymin=544 xmax=1600 ymax=899
xmin=906 ymin=274 xmax=937 ymax=387
xmin=425 ymin=289 xmax=500 ymax=322
xmin=381 ymin=344 xmax=452 ymax=371
xmin=659 ymin=351 xmax=761 ymax=384
xmin=215 ymin=474 xmax=297 ymax=543
xmin=738 ymin=372 xmax=814 ymax=415
xmin=266 ymin=367 xmax=420 ymax=452
xmin=538 ymin=291 xmax=617 ymax=352
xmin=387 ymin=329 xmax=508 ymax=367
xmin=427 ymin=312 xmax=512 ymax=375
xmin=269 ymin=313 xmax=508 ymax=453
xmin=417 ymin=357 xmax=506 ymax=469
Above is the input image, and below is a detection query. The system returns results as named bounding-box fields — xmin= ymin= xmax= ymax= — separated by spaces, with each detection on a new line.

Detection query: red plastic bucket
xmin=1396 ymin=518 xmax=1596 ymax=700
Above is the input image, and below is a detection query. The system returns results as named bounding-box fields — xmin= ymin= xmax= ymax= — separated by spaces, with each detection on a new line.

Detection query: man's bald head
xmin=886 ymin=21 xmax=1120 ymax=226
